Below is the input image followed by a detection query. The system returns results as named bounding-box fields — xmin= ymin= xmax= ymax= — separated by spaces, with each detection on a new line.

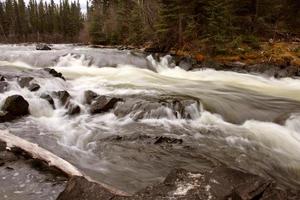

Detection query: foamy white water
xmin=1 ymin=44 xmax=300 ymax=193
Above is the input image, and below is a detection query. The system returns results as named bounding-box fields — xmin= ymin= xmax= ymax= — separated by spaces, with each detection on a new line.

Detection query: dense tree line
xmin=87 ymin=0 xmax=300 ymax=51
xmin=0 ymin=0 xmax=83 ymax=42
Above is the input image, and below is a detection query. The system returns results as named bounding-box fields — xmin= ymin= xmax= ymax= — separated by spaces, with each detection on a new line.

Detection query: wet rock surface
xmin=18 ymin=77 xmax=34 ymax=88
xmin=28 ymin=83 xmax=40 ymax=91
xmin=198 ymin=61 xmax=300 ymax=78
xmin=119 ymin=167 xmax=300 ymax=200
xmin=0 ymin=81 xmax=8 ymax=93
xmin=57 ymin=176 xmax=118 ymax=200
xmin=0 ymin=95 xmax=29 ymax=122
xmin=165 ymin=55 xmax=300 ymax=78
xmin=53 ymin=91 xmax=71 ymax=106
xmin=56 ymin=166 xmax=300 ymax=200
xmin=0 ymin=145 xmax=67 ymax=200
xmin=84 ymin=90 xmax=99 ymax=104
xmin=40 ymin=94 xmax=55 ymax=109
xmin=114 ymin=96 xmax=200 ymax=120
xmin=43 ymin=68 xmax=65 ymax=80
xmin=90 ymin=96 xmax=122 ymax=114
xmin=36 ymin=43 xmax=52 ymax=51
xmin=67 ymin=103 xmax=81 ymax=115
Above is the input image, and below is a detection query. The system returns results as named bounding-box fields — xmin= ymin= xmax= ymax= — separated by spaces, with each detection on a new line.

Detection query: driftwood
xmin=0 ymin=130 xmax=129 ymax=197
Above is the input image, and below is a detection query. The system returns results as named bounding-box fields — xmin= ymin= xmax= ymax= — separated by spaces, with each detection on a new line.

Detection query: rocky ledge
xmin=2 ymin=137 xmax=299 ymax=200
xmin=58 ymin=166 xmax=300 ymax=200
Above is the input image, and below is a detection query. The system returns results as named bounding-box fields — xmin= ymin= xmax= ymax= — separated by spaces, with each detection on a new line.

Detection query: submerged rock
xmin=0 ymin=75 xmax=6 ymax=81
xmin=54 ymin=91 xmax=71 ymax=106
xmin=28 ymin=83 xmax=40 ymax=91
xmin=90 ymin=96 xmax=121 ymax=114
xmin=44 ymin=68 xmax=65 ymax=80
xmin=36 ymin=43 xmax=51 ymax=50
xmin=40 ymin=94 xmax=55 ymax=109
xmin=18 ymin=77 xmax=33 ymax=88
xmin=0 ymin=81 xmax=8 ymax=93
xmin=67 ymin=104 xmax=81 ymax=116
xmin=114 ymin=97 xmax=199 ymax=120
xmin=84 ymin=90 xmax=99 ymax=104
xmin=154 ymin=136 xmax=183 ymax=145
xmin=0 ymin=95 xmax=29 ymax=122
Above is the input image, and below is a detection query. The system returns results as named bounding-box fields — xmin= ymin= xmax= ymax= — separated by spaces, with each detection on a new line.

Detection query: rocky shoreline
xmin=95 ymin=42 xmax=300 ymax=78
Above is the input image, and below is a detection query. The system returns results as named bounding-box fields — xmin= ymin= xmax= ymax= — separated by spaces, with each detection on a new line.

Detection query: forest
xmin=0 ymin=0 xmax=83 ymax=42
xmin=0 ymin=0 xmax=300 ymax=52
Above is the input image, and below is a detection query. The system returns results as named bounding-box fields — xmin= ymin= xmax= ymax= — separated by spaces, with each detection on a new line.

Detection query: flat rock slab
xmin=58 ymin=167 xmax=300 ymax=200
xmin=0 ymin=150 xmax=67 ymax=200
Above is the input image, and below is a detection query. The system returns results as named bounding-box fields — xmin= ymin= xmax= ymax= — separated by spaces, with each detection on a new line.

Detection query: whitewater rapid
xmin=1 ymin=44 xmax=300 ymax=193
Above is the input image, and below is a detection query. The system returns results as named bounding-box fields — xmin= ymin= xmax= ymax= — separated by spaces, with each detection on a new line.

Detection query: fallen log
xmin=0 ymin=130 xmax=129 ymax=197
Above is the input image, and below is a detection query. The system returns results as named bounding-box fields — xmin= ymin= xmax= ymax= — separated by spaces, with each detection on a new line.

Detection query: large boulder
xmin=0 ymin=95 xmax=29 ymax=122
xmin=90 ymin=96 xmax=121 ymax=114
xmin=36 ymin=43 xmax=51 ymax=51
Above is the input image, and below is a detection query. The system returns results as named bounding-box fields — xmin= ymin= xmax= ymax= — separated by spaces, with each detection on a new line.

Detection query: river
xmin=1 ymin=44 xmax=300 ymax=194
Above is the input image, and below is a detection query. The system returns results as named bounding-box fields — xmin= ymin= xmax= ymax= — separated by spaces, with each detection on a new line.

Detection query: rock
xmin=18 ymin=77 xmax=33 ymax=88
xmin=0 ymin=95 xmax=29 ymax=122
xmin=126 ymin=167 xmax=300 ymax=200
xmin=90 ymin=96 xmax=121 ymax=114
xmin=36 ymin=43 xmax=51 ymax=50
xmin=84 ymin=90 xmax=99 ymax=104
xmin=0 ymin=111 xmax=14 ymax=122
xmin=178 ymin=58 xmax=193 ymax=71
xmin=56 ymin=176 xmax=117 ymax=200
xmin=0 ymin=141 xmax=6 ymax=151
xmin=114 ymin=97 xmax=199 ymax=120
xmin=0 ymin=151 xmax=19 ymax=162
xmin=2 ymin=95 xmax=29 ymax=116
xmin=54 ymin=91 xmax=70 ymax=105
xmin=28 ymin=83 xmax=40 ymax=91
xmin=0 ymin=75 xmax=5 ymax=81
xmin=44 ymin=68 xmax=65 ymax=80
xmin=40 ymin=94 xmax=55 ymax=109
xmin=67 ymin=104 xmax=81 ymax=115
xmin=0 ymin=82 xmax=8 ymax=93
xmin=154 ymin=136 xmax=183 ymax=145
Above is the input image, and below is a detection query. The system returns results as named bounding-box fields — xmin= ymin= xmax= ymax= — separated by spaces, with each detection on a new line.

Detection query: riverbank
xmin=88 ymin=41 xmax=300 ymax=78
xmin=146 ymin=41 xmax=300 ymax=78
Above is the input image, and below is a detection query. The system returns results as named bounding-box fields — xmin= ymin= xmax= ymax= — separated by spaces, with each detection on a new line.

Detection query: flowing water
xmin=1 ymin=44 xmax=300 ymax=193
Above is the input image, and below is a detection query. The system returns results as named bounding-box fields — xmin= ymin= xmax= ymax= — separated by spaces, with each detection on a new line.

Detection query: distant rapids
xmin=1 ymin=44 xmax=300 ymax=194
